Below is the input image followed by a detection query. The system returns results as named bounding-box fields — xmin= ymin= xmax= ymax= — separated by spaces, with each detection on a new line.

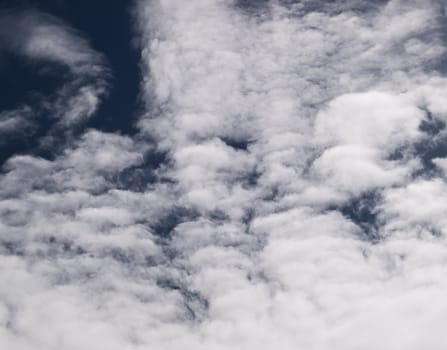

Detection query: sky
xmin=1 ymin=0 xmax=447 ymax=349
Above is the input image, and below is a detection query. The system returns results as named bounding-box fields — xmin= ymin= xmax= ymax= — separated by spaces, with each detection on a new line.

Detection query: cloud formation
xmin=0 ymin=9 xmax=109 ymax=145
xmin=2 ymin=0 xmax=447 ymax=349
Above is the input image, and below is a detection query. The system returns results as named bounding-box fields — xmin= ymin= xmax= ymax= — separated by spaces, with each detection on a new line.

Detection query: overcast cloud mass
xmin=2 ymin=0 xmax=447 ymax=349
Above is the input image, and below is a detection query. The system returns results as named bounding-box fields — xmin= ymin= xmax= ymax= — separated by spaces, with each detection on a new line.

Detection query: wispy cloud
xmin=0 ymin=9 xmax=109 ymax=144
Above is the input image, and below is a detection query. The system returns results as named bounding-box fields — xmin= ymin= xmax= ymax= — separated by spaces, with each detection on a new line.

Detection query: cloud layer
xmin=2 ymin=1 xmax=447 ymax=349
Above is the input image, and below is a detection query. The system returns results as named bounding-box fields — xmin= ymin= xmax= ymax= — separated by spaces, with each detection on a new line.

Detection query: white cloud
xmin=314 ymin=92 xmax=423 ymax=149
xmin=2 ymin=0 xmax=447 ymax=349
xmin=311 ymin=145 xmax=413 ymax=195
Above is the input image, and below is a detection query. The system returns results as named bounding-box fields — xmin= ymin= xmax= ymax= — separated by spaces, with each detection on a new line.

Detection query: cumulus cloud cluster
xmin=2 ymin=0 xmax=447 ymax=349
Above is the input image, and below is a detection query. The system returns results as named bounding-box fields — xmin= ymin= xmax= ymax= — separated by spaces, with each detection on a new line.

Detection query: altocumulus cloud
xmin=2 ymin=0 xmax=447 ymax=349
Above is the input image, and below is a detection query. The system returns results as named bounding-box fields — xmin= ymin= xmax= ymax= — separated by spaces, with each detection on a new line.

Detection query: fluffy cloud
xmin=2 ymin=0 xmax=447 ymax=349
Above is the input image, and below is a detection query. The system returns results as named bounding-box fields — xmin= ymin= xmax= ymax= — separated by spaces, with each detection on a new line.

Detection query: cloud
xmin=0 ymin=107 xmax=33 ymax=137
xmin=0 ymin=9 xmax=109 ymax=144
xmin=2 ymin=0 xmax=447 ymax=349
xmin=133 ymin=0 xmax=447 ymax=348
xmin=314 ymin=92 xmax=423 ymax=149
